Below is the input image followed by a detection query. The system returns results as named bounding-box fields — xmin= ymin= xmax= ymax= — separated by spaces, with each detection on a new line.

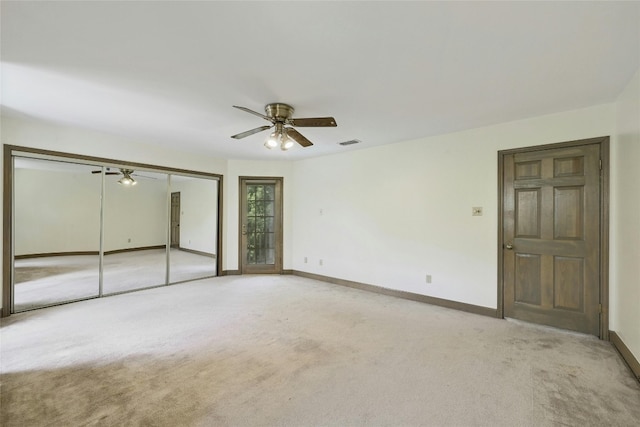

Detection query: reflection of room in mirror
xmin=11 ymin=156 xmax=220 ymax=313
xmin=102 ymin=170 xmax=169 ymax=294
xmin=14 ymin=255 xmax=100 ymax=311
xmin=169 ymin=175 xmax=218 ymax=283
xmin=14 ymin=158 xmax=101 ymax=311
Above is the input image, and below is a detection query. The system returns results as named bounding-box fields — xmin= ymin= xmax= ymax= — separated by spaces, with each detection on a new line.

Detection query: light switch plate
xmin=472 ymin=207 xmax=483 ymax=216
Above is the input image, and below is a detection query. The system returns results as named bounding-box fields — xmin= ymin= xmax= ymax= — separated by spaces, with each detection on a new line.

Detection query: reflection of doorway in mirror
xmin=169 ymin=176 xmax=218 ymax=283
xmin=171 ymin=192 xmax=181 ymax=248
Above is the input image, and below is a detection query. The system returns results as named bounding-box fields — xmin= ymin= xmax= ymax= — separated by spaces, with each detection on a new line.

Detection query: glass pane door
xmin=240 ymin=179 xmax=282 ymax=274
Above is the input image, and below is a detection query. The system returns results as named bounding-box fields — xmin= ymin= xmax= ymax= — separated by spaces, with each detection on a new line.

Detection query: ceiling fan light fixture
xmin=118 ymin=176 xmax=136 ymax=186
xmin=280 ymin=137 xmax=294 ymax=151
xmin=264 ymin=132 xmax=279 ymax=149
xmin=118 ymin=170 xmax=137 ymax=186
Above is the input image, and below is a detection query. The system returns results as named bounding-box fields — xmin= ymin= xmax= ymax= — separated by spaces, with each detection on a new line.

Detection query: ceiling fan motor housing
xmin=265 ymin=103 xmax=294 ymax=122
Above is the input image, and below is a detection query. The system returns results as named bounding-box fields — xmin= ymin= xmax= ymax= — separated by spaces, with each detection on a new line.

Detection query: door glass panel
xmin=264 ymin=185 xmax=274 ymax=199
xmin=13 ymin=158 xmax=100 ymax=311
xmin=103 ymin=169 xmax=169 ymax=294
xmin=169 ymin=175 xmax=218 ymax=283
xmin=266 ymin=248 xmax=275 ymax=264
xmin=265 ymin=201 xmax=274 ymax=216
xmin=246 ymin=184 xmax=276 ymax=266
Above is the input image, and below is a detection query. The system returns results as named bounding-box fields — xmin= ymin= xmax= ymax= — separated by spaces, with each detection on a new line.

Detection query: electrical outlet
xmin=319 ymin=259 xmax=323 ymax=266
xmin=426 ymin=274 xmax=432 ymax=284
xmin=304 ymin=257 xmax=308 ymax=264
xmin=127 ymin=238 xmax=131 ymax=243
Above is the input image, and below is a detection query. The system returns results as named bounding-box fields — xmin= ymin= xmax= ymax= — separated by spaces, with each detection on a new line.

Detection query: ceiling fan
xmin=231 ymin=103 xmax=337 ymax=150
xmin=90 ymin=168 xmax=143 ymax=186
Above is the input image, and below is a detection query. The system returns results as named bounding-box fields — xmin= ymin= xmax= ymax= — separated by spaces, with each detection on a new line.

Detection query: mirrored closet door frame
xmin=2 ymin=145 xmax=223 ymax=316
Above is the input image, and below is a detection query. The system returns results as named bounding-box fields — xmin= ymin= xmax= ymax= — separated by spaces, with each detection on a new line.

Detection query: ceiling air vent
xmin=338 ymin=139 xmax=361 ymax=146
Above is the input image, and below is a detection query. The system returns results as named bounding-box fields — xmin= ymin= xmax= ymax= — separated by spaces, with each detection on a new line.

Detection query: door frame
xmin=238 ymin=176 xmax=284 ymax=274
xmin=497 ymin=136 xmax=609 ymax=339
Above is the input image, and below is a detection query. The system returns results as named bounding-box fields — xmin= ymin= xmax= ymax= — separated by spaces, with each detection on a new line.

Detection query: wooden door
xmin=239 ymin=178 xmax=283 ymax=274
xmin=170 ymin=192 xmax=180 ymax=248
xmin=503 ymin=143 xmax=601 ymax=335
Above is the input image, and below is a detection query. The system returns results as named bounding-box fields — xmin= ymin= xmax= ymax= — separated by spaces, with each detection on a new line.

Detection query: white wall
xmin=1 ymin=116 xmax=228 ymax=173
xmin=171 ymin=176 xmax=218 ymax=255
xmin=15 ymin=167 xmax=101 ymax=255
xmin=611 ymin=68 xmax=640 ymax=361
xmin=291 ymin=104 xmax=614 ymax=309
xmin=103 ymin=174 xmax=168 ymax=252
xmin=224 ymin=159 xmax=293 ymax=271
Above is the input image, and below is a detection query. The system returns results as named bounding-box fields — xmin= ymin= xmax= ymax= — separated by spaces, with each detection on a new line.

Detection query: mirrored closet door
xmin=168 ymin=175 xmax=219 ymax=283
xmin=102 ymin=169 xmax=169 ymax=295
xmin=8 ymin=149 xmax=221 ymax=313
xmin=13 ymin=158 xmax=101 ymax=311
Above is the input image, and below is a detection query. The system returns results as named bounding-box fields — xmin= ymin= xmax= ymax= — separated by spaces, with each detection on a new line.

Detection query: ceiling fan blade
xmin=288 ymin=117 xmax=337 ymax=127
xmin=91 ymin=170 xmax=119 ymax=175
xmin=286 ymin=128 xmax=314 ymax=148
xmin=233 ymin=105 xmax=273 ymax=122
xmin=231 ymin=125 xmax=273 ymax=139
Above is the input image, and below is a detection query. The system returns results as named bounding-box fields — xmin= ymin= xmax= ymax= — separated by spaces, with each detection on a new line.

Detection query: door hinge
xmin=598 ymin=303 xmax=602 ymax=313
xmin=599 ymin=159 xmax=602 ymax=170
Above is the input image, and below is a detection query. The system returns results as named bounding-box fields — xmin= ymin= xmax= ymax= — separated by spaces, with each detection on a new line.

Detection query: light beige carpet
xmin=1 ymin=275 xmax=639 ymax=426
xmin=13 ymin=248 xmax=216 ymax=311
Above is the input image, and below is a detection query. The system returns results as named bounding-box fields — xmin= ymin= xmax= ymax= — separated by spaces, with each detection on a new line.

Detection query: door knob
xmin=505 ymin=243 xmax=514 ymax=250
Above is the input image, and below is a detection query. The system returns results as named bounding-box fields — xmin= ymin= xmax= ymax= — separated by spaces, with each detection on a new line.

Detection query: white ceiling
xmin=2 ymin=1 xmax=638 ymax=161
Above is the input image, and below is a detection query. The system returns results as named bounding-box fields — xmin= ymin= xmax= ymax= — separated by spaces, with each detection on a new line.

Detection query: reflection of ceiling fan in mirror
xmin=90 ymin=168 xmax=155 ymax=186
xmin=231 ymin=103 xmax=337 ymax=151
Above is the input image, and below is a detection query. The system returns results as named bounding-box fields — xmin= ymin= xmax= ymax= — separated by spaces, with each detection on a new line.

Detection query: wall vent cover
xmin=338 ymin=139 xmax=361 ymax=146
